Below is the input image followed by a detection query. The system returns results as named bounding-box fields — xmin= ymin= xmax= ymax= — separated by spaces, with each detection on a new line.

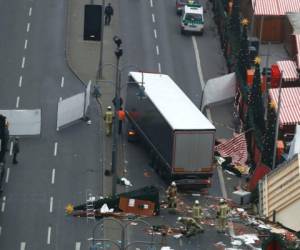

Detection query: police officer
xmin=217 ymin=198 xmax=230 ymax=233
xmin=166 ymin=181 xmax=177 ymax=209
xmin=192 ymin=200 xmax=204 ymax=231
xmin=104 ymin=106 xmax=113 ymax=136
xmin=178 ymin=217 xmax=204 ymax=237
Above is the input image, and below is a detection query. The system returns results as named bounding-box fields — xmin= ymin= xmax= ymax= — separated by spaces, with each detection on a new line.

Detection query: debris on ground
xmin=118 ymin=177 xmax=133 ymax=186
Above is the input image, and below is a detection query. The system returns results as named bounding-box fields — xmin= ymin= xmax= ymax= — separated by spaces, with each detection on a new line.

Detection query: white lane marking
xmin=20 ymin=242 xmax=26 ymax=250
xmin=28 ymin=7 xmax=32 ymax=16
xmin=0 ymin=226 xmax=2 ymax=236
xmin=60 ymin=76 xmax=64 ymax=88
xmin=19 ymin=76 xmax=23 ymax=87
xmin=24 ymin=39 xmax=28 ymax=50
xmin=153 ymin=29 xmax=157 ymax=39
xmin=49 ymin=197 xmax=53 ymax=213
xmin=1 ymin=196 xmax=6 ymax=212
xmin=152 ymin=13 xmax=155 ymax=23
xmin=26 ymin=23 xmax=30 ymax=32
xmin=75 ymin=242 xmax=81 ymax=250
xmin=59 ymin=97 xmax=62 ymax=102
xmin=51 ymin=169 xmax=55 ymax=184
xmin=16 ymin=97 xmax=20 ymax=108
xmin=21 ymin=57 xmax=26 ymax=69
xmin=47 ymin=227 xmax=51 ymax=244
xmin=5 ymin=168 xmax=10 ymax=183
xmin=53 ymin=142 xmax=58 ymax=156
xmin=149 ymin=0 xmax=153 ymax=7
xmin=158 ymin=62 xmax=161 ymax=73
xmin=192 ymin=36 xmax=205 ymax=89
xmin=9 ymin=141 xmax=13 ymax=155
xmin=156 ymin=45 xmax=159 ymax=55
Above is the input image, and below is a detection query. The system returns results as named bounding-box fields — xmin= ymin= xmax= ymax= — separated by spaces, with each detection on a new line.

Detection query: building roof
xmin=269 ymin=87 xmax=300 ymax=126
xmin=277 ymin=60 xmax=299 ymax=82
xmin=129 ymin=72 xmax=215 ymax=131
xmin=252 ymin=0 xmax=300 ymax=16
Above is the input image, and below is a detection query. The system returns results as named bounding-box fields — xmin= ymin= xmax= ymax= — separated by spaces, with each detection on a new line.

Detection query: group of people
xmin=166 ymin=182 xmax=230 ymax=237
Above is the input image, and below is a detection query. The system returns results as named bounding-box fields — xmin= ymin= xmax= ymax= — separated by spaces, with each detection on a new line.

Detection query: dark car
xmin=176 ymin=0 xmax=199 ymax=15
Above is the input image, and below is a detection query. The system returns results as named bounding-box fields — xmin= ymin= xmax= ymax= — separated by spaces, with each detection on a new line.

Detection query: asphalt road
xmin=0 ymin=0 xmax=101 ymax=249
xmin=118 ymin=0 xmax=233 ymax=249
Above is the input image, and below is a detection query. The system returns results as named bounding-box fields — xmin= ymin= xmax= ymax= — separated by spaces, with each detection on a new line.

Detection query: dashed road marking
xmin=16 ymin=97 xmax=20 ymax=108
xmin=1 ymin=196 xmax=6 ymax=212
xmin=53 ymin=142 xmax=58 ymax=156
xmin=149 ymin=0 xmax=153 ymax=7
xmin=49 ymin=197 xmax=53 ymax=213
xmin=28 ymin=7 xmax=32 ymax=16
xmin=20 ymin=242 xmax=26 ymax=250
xmin=61 ymin=76 xmax=64 ymax=88
xmin=153 ymin=29 xmax=157 ymax=39
xmin=75 ymin=242 xmax=81 ymax=250
xmin=9 ymin=141 xmax=13 ymax=155
xmin=192 ymin=36 xmax=204 ymax=89
xmin=158 ymin=62 xmax=161 ymax=73
xmin=152 ymin=13 xmax=155 ymax=23
xmin=5 ymin=168 xmax=10 ymax=183
xmin=0 ymin=226 xmax=2 ymax=236
xmin=47 ymin=227 xmax=51 ymax=244
xmin=21 ymin=57 xmax=26 ymax=69
xmin=19 ymin=76 xmax=23 ymax=87
xmin=24 ymin=40 xmax=28 ymax=50
xmin=51 ymin=169 xmax=55 ymax=184
xmin=26 ymin=23 xmax=30 ymax=32
xmin=156 ymin=45 xmax=159 ymax=55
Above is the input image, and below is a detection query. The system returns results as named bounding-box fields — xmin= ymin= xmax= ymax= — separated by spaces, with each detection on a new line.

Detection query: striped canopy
xmin=252 ymin=0 xmax=300 ymax=16
xmin=277 ymin=60 xmax=299 ymax=82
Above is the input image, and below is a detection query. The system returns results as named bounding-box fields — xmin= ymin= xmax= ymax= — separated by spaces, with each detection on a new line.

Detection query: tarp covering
xmin=288 ymin=125 xmax=300 ymax=160
xmin=201 ymin=72 xmax=236 ymax=110
xmin=56 ymin=93 xmax=85 ymax=130
xmin=0 ymin=109 xmax=41 ymax=135
xmin=249 ymin=163 xmax=271 ymax=191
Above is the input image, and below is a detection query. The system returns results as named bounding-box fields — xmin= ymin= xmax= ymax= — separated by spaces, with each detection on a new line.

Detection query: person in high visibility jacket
xmin=216 ymin=198 xmax=230 ymax=233
xmin=178 ymin=217 xmax=204 ymax=237
xmin=166 ymin=181 xmax=177 ymax=209
xmin=192 ymin=200 xmax=204 ymax=231
xmin=117 ymin=108 xmax=125 ymax=134
xmin=104 ymin=106 xmax=113 ymax=136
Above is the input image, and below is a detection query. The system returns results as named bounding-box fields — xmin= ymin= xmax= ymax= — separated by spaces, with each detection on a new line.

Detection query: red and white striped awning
xmin=252 ymin=0 xmax=300 ymax=16
xmin=269 ymin=88 xmax=300 ymax=126
xmin=295 ymin=34 xmax=300 ymax=68
xmin=277 ymin=60 xmax=299 ymax=82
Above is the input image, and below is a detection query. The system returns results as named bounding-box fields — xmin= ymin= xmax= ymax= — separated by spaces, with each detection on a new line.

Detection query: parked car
xmin=176 ymin=0 xmax=199 ymax=15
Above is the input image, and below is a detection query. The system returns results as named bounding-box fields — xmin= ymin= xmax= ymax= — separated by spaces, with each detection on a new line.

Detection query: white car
xmin=181 ymin=3 xmax=204 ymax=35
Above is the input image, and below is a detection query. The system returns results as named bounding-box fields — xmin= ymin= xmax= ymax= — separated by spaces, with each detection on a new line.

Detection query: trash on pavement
xmin=100 ymin=203 xmax=114 ymax=213
xmin=118 ymin=177 xmax=133 ymax=186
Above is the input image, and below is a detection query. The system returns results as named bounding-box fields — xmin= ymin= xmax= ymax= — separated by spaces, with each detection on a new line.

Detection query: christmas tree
xmin=229 ymin=0 xmax=241 ymax=37
xmin=237 ymin=18 xmax=250 ymax=79
xmin=261 ymin=101 xmax=277 ymax=168
xmin=249 ymin=57 xmax=265 ymax=131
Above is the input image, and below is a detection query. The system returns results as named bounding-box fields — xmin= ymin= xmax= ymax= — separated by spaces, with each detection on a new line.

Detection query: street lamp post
xmin=111 ymin=36 xmax=123 ymax=197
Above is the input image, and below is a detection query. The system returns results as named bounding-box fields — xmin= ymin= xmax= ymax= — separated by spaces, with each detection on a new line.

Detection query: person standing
xmin=104 ymin=106 xmax=113 ymax=136
xmin=192 ymin=200 xmax=205 ymax=232
xmin=12 ymin=137 xmax=20 ymax=164
xmin=117 ymin=108 xmax=125 ymax=134
xmin=104 ymin=3 xmax=114 ymax=25
xmin=166 ymin=181 xmax=177 ymax=209
xmin=217 ymin=198 xmax=230 ymax=233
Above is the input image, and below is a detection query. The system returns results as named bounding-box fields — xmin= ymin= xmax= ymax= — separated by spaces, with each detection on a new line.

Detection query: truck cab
xmin=181 ymin=3 xmax=204 ymax=35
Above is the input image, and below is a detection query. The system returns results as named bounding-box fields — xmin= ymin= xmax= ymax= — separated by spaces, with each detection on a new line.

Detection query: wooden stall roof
xmin=252 ymin=0 xmax=300 ymax=16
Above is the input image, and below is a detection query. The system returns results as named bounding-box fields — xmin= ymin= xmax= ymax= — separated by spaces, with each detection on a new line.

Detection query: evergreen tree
xmin=229 ymin=0 xmax=241 ymax=37
xmin=261 ymin=102 xmax=277 ymax=168
xmin=237 ymin=18 xmax=250 ymax=79
xmin=249 ymin=57 xmax=265 ymax=131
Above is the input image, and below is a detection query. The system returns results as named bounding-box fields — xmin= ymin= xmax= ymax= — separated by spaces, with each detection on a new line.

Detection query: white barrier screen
xmin=0 ymin=109 xmax=41 ymax=135
xmin=85 ymin=81 xmax=91 ymax=114
xmin=57 ymin=93 xmax=85 ymax=130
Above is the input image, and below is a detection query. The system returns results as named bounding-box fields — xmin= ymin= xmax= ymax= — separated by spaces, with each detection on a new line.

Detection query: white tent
xmin=201 ymin=72 xmax=236 ymax=110
xmin=288 ymin=124 xmax=300 ymax=160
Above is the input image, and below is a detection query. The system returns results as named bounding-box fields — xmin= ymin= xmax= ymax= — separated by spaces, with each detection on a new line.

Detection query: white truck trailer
xmin=125 ymin=72 xmax=216 ymax=190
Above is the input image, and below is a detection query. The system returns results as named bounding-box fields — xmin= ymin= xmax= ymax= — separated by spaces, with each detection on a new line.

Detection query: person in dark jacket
xmin=104 ymin=3 xmax=114 ymax=25
xmin=12 ymin=138 xmax=20 ymax=164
